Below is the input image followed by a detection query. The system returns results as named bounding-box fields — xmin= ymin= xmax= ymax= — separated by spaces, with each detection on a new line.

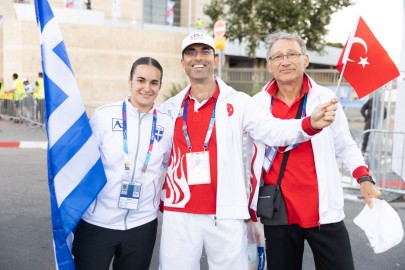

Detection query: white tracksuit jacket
xmin=82 ymin=98 xmax=173 ymax=230
xmin=247 ymin=76 xmax=367 ymax=225
xmin=160 ymin=77 xmax=314 ymax=220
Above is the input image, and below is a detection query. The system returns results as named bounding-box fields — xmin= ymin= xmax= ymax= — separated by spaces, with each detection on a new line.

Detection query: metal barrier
xmin=362 ymin=129 xmax=405 ymax=194
xmin=0 ymin=96 xmax=45 ymax=127
xmin=0 ymin=99 xmax=16 ymax=119
xmin=1 ymin=94 xmax=91 ymax=125
xmin=1 ymin=73 xmax=403 ymax=198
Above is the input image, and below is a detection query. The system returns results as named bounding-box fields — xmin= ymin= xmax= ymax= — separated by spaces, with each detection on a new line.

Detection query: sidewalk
xmin=0 ymin=117 xmax=47 ymax=149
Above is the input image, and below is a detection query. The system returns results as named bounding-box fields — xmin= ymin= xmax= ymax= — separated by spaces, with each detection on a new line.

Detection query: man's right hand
xmin=310 ymin=97 xmax=339 ymax=130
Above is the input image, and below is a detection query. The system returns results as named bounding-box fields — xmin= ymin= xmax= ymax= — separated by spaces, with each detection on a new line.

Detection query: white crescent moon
xmin=347 ymin=37 xmax=368 ymax=62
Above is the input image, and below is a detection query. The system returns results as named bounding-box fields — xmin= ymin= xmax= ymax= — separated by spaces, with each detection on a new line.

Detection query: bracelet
xmin=359 ymin=175 xmax=376 ymax=185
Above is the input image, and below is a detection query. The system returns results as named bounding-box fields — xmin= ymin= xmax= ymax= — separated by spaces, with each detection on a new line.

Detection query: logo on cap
xmin=189 ymin=32 xmax=205 ymax=41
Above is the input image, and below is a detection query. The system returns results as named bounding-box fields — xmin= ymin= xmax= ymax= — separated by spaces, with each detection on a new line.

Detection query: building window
xmin=172 ymin=0 xmax=181 ymax=26
xmin=143 ymin=0 xmax=181 ymax=26
xmin=143 ymin=0 xmax=166 ymax=25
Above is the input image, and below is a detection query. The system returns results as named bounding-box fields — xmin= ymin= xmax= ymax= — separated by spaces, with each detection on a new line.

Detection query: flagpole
xmin=335 ymin=62 xmax=346 ymax=97
xmin=335 ymin=15 xmax=360 ymax=98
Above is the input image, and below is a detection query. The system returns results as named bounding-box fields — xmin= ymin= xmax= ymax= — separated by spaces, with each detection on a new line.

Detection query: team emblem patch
xmin=177 ymin=108 xmax=183 ymax=118
xmin=227 ymin=103 xmax=234 ymax=116
xmin=154 ymin=125 xmax=164 ymax=142
xmin=112 ymin=118 xmax=123 ymax=131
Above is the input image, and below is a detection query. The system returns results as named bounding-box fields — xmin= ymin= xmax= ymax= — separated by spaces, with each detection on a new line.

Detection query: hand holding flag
xmin=336 ymin=16 xmax=400 ymax=99
xmin=34 ymin=0 xmax=107 ymax=269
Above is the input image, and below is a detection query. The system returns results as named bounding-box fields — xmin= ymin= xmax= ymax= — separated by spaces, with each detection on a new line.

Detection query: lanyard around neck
xmin=122 ymin=100 xmax=157 ymax=180
xmin=182 ymin=98 xmax=217 ymax=152
xmin=270 ymin=93 xmax=308 ymax=153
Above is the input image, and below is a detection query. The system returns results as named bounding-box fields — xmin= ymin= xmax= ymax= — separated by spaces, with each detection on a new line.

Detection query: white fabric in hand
xmin=354 ymin=198 xmax=404 ymax=253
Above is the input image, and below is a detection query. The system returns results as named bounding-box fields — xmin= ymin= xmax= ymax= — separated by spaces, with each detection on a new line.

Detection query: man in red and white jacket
xmin=158 ymin=32 xmax=338 ymax=270
xmin=247 ymin=31 xmax=381 ymax=270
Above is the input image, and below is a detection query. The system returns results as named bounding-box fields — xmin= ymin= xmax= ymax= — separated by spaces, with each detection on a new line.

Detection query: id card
xmin=262 ymin=146 xmax=277 ymax=172
xmin=118 ymin=181 xmax=142 ymax=210
xmin=186 ymin=151 xmax=211 ymax=185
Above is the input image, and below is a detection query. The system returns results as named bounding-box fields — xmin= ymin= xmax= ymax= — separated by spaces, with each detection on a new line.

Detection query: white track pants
xmin=159 ymin=211 xmax=248 ymax=270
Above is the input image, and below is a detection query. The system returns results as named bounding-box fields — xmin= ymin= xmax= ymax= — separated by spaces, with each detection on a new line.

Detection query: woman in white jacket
xmin=72 ymin=57 xmax=173 ymax=270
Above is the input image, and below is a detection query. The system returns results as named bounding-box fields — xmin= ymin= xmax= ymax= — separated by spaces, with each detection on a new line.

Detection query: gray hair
xmin=265 ymin=31 xmax=307 ymax=62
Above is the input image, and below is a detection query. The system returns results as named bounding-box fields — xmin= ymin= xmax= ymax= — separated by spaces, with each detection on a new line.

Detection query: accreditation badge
xmin=262 ymin=146 xmax=277 ymax=172
xmin=186 ymin=151 xmax=211 ymax=185
xmin=118 ymin=181 xmax=142 ymax=210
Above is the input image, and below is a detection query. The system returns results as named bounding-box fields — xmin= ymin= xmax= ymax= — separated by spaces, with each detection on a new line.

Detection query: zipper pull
xmin=214 ymin=216 xmax=217 ymax=226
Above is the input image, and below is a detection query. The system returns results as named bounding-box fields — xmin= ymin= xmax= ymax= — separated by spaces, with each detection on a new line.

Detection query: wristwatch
xmin=359 ymin=175 xmax=376 ymax=185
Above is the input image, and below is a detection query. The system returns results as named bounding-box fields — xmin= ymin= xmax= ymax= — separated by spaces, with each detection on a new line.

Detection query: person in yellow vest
xmin=0 ymin=79 xmax=13 ymax=115
xmin=196 ymin=18 xmax=204 ymax=30
xmin=33 ymin=72 xmax=45 ymax=124
xmin=6 ymin=73 xmax=27 ymax=123
xmin=0 ymin=79 xmax=13 ymax=100
xmin=0 ymin=79 xmax=5 ymax=115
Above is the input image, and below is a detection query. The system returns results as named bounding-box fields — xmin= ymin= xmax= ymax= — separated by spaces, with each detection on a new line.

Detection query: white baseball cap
xmin=181 ymin=32 xmax=215 ymax=53
xmin=22 ymin=78 xmax=28 ymax=83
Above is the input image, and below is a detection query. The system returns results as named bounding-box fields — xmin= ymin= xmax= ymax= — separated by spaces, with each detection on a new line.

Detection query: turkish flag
xmin=336 ymin=16 xmax=399 ymax=99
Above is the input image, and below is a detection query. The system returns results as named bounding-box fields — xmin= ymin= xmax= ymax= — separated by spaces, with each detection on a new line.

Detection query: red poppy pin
xmin=227 ymin=103 xmax=234 ymax=116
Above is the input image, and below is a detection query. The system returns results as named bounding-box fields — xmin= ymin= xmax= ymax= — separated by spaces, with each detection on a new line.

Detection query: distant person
xmin=6 ymin=73 xmax=27 ymax=123
xmin=196 ymin=18 xmax=203 ymax=30
xmin=0 ymin=80 xmax=4 ymax=114
xmin=0 ymin=79 xmax=13 ymax=115
xmin=72 ymin=57 xmax=173 ymax=270
xmin=85 ymin=0 xmax=91 ymax=9
xmin=22 ymin=78 xmax=34 ymax=120
xmin=33 ymin=72 xmax=45 ymax=123
xmin=249 ymin=31 xmax=381 ymax=270
xmin=360 ymin=97 xmax=387 ymax=153
xmin=23 ymin=78 xmax=34 ymax=95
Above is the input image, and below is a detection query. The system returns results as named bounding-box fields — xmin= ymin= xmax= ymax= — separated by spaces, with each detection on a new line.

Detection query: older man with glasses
xmin=248 ymin=31 xmax=381 ymax=270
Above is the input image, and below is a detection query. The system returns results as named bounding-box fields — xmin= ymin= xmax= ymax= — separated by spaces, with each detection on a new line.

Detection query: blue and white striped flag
xmin=34 ymin=1 xmax=107 ymax=269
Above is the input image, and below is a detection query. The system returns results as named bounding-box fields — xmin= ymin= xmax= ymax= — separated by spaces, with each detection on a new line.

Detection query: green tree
xmin=327 ymin=42 xmax=344 ymax=48
xmin=163 ymin=82 xmax=189 ymax=101
xmin=204 ymin=0 xmax=352 ymax=57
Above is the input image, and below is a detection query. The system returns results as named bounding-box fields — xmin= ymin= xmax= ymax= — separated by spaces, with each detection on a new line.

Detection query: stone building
xmin=1 ymin=0 xmax=341 ymax=108
xmin=1 ymin=0 xmax=214 ymax=107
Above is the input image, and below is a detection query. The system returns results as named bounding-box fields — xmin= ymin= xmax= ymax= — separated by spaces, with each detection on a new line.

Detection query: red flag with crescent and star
xmin=336 ymin=16 xmax=399 ymax=99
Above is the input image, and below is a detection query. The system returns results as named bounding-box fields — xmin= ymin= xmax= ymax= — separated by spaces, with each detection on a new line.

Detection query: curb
xmin=0 ymin=141 xmax=48 ymax=149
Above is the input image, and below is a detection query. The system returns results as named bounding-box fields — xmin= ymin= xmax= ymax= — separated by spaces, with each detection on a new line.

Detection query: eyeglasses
xmin=269 ymin=52 xmax=304 ymax=63
xmin=184 ymin=48 xmax=213 ymax=57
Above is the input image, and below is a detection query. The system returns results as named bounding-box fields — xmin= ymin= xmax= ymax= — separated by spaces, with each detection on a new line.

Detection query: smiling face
xmin=181 ymin=44 xmax=218 ymax=83
xmin=128 ymin=64 xmax=162 ymax=113
xmin=267 ymin=39 xmax=309 ymax=85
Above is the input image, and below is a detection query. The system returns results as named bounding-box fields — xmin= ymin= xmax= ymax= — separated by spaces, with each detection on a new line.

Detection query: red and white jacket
xmin=160 ymin=77 xmax=314 ymax=220
xmin=247 ymin=76 xmax=368 ymax=224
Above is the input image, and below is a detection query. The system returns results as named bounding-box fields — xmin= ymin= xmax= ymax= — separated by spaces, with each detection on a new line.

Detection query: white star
xmin=358 ymin=57 xmax=369 ymax=68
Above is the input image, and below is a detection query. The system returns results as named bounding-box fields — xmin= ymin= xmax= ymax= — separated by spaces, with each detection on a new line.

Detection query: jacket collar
xmin=172 ymin=76 xmax=234 ymax=106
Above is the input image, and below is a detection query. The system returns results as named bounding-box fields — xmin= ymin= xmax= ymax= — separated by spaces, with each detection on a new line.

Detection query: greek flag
xmin=34 ymin=1 xmax=107 ymax=269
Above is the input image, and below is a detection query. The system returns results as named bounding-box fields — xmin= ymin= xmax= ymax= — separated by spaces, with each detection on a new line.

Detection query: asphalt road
xmin=1 ymin=148 xmax=405 ymax=270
